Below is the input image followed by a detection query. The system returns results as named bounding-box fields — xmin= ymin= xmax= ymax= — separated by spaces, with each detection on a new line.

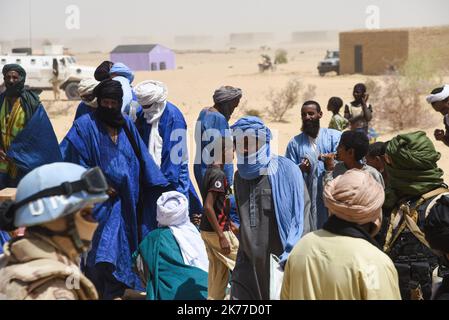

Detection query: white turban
xmin=134 ymin=80 xmax=168 ymax=107
xmin=134 ymin=80 xmax=169 ymax=167
xmin=156 ymin=191 xmax=209 ymax=272
xmin=77 ymin=78 xmax=99 ymax=97
xmin=157 ymin=191 xmax=189 ymax=227
xmin=426 ymin=85 xmax=449 ymax=104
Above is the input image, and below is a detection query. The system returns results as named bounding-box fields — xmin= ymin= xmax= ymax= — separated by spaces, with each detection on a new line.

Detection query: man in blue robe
xmin=60 ymin=79 xmax=170 ymax=299
xmin=194 ymin=86 xmax=242 ymax=225
xmin=0 ymin=64 xmax=61 ymax=252
xmin=94 ymin=61 xmax=138 ymax=119
xmin=109 ymin=62 xmax=134 ymax=114
xmin=285 ymin=100 xmax=341 ymax=230
xmin=134 ymin=80 xmax=203 ymax=224
xmin=230 ymin=116 xmax=305 ymax=300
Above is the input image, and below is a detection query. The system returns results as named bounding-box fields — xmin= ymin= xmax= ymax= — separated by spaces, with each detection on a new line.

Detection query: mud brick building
xmin=340 ymin=25 xmax=449 ymax=75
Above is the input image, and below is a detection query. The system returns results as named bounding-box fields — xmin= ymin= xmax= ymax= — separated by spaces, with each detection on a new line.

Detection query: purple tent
xmin=110 ymin=44 xmax=176 ymax=71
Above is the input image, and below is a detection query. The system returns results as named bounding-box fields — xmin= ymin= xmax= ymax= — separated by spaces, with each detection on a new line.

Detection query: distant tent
xmin=110 ymin=44 xmax=175 ymax=71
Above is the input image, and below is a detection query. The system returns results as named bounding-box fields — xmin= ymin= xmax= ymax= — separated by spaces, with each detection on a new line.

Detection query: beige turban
xmin=324 ymin=169 xmax=384 ymax=233
xmin=78 ymin=78 xmax=99 ymax=97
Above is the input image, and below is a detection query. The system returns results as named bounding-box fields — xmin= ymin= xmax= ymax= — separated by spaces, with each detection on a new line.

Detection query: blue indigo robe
xmin=0 ymin=231 xmax=10 ymax=254
xmin=74 ymin=101 xmax=95 ymax=120
xmin=0 ymin=100 xmax=61 ymax=189
xmin=60 ymin=112 xmax=170 ymax=294
xmin=135 ymin=102 xmax=203 ymax=215
xmin=285 ymin=128 xmax=341 ymax=230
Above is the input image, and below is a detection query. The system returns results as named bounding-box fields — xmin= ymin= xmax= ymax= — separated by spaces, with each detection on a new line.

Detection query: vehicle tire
xmin=319 ymin=72 xmax=325 ymax=77
xmin=64 ymin=81 xmax=80 ymax=100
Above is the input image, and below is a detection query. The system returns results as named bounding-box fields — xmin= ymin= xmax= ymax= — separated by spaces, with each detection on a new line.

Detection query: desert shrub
xmin=232 ymin=99 xmax=248 ymax=120
xmin=274 ymin=49 xmax=288 ymax=64
xmin=232 ymin=99 xmax=264 ymax=119
xmin=266 ymin=79 xmax=302 ymax=122
xmin=368 ymin=54 xmax=443 ymax=132
xmin=245 ymin=109 xmax=264 ymax=118
xmin=302 ymin=84 xmax=317 ymax=102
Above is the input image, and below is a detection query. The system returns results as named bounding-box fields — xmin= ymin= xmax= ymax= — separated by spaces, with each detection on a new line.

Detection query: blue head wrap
xmin=110 ymin=62 xmax=135 ymax=84
xmin=231 ymin=116 xmax=305 ymax=266
xmin=231 ymin=116 xmax=272 ymax=180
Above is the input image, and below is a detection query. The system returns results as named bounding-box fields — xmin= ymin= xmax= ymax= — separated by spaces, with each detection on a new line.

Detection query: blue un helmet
xmin=13 ymin=162 xmax=109 ymax=228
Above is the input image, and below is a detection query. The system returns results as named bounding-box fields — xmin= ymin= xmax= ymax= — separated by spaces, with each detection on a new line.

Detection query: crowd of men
xmin=0 ymin=61 xmax=448 ymax=301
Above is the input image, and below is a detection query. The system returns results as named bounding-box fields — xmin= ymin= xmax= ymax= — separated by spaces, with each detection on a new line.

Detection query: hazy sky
xmin=0 ymin=0 xmax=448 ymax=41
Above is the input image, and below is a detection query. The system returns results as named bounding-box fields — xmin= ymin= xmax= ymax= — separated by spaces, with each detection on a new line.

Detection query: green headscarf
xmin=384 ymin=131 xmax=445 ymax=208
xmin=2 ymin=64 xmax=40 ymax=121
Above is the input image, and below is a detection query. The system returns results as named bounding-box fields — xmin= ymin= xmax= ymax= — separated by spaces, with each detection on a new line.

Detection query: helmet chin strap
xmin=65 ymin=215 xmax=88 ymax=252
xmin=30 ymin=215 xmax=88 ymax=254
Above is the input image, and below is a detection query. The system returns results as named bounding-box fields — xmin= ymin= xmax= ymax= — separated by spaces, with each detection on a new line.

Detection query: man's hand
xmin=106 ymin=187 xmax=118 ymax=198
xmin=299 ymin=158 xmax=311 ymax=174
xmin=321 ymin=153 xmax=336 ymax=171
xmin=435 ymin=129 xmax=446 ymax=141
xmin=219 ymin=235 xmax=231 ymax=255
xmin=230 ymin=221 xmax=239 ymax=236
xmin=190 ymin=214 xmax=202 ymax=226
xmin=363 ymin=93 xmax=370 ymax=104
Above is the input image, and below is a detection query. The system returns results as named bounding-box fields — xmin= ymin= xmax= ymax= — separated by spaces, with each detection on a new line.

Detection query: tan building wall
xmin=340 ymin=30 xmax=409 ymax=75
xmin=409 ymin=26 xmax=449 ymax=68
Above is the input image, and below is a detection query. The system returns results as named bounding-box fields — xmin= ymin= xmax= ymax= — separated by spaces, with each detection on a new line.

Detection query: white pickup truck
xmin=0 ymin=54 xmax=95 ymax=100
xmin=317 ymin=50 xmax=340 ymax=77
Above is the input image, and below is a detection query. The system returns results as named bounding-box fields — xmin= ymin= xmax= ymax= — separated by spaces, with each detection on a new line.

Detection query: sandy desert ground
xmin=38 ymin=45 xmax=449 ymax=190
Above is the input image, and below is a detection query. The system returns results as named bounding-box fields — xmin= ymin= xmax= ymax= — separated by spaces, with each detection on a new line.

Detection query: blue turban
xmin=110 ymin=63 xmax=135 ymax=84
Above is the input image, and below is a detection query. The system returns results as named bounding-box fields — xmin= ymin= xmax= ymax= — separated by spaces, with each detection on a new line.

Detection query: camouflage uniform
xmin=0 ymin=233 xmax=98 ymax=300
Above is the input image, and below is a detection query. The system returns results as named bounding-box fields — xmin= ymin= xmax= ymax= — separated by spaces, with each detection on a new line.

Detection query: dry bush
xmin=302 ymin=84 xmax=317 ymax=102
xmin=368 ymin=54 xmax=443 ymax=133
xmin=266 ymin=79 xmax=303 ymax=122
xmin=233 ymin=99 xmax=265 ymax=120
xmin=232 ymin=99 xmax=248 ymax=119
xmin=274 ymin=49 xmax=288 ymax=64
xmin=245 ymin=109 xmax=264 ymax=118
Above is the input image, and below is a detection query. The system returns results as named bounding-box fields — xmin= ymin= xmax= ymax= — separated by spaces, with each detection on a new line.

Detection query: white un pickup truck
xmin=0 ymin=54 xmax=95 ymax=100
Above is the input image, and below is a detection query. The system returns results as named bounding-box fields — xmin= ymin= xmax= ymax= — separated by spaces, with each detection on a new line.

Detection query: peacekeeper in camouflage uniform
xmin=0 ymin=162 xmax=109 ymax=300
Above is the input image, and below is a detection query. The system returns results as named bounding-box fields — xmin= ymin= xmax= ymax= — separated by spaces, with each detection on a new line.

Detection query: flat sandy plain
xmin=39 ymin=45 xmax=449 ymax=190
